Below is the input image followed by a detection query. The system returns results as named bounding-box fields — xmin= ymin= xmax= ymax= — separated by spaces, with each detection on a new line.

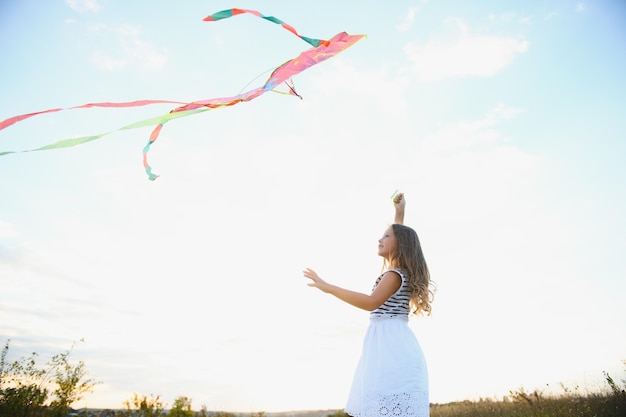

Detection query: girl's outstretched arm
xmin=303 ymin=268 xmax=401 ymax=311
xmin=393 ymin=192 xmax=405 ymax=224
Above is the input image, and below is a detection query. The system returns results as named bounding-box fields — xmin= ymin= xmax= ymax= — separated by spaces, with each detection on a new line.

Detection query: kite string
xmin=236 ymin=67 xmax=302 ymax=99
xmin=237 ymin=66 xmax=279 ymax=95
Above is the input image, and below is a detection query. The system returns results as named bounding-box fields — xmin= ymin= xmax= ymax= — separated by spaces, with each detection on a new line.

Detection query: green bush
xmin=169 ymin=396 xmax=194 ymax=417
xmin=122 ymin=393 xmax=164 ymax=417
xmin=0 ymin=339 xmax=98 ymax=417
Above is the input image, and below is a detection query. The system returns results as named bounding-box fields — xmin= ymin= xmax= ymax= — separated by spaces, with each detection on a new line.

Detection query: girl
xmin=303 ymin=193 xmax=434 ymax=417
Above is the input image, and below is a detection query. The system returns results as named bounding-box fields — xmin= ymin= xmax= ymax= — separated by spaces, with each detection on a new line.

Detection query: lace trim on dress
xmin=347 ymin=391 xmax=429 ymax=417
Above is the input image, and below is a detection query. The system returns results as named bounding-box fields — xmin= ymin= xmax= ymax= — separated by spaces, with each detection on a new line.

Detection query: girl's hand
xmin=303 ymin=268 xmax=330 ymax=292
xmin=393 ymin=192 xmax=405 ymax=224
xmin=393 ymin=192 xmax=405 ymax=209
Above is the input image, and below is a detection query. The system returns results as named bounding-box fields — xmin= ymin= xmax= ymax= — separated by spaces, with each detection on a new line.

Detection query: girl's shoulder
xmin=374 ymin=269 xmax=406 ymax=284
xmin=380 ymin=269 xmax=406 ymax=285
xmin=373 ymin=269 xmax=406 ymax=292
xmin=385 ymin=268 xmax=406 ymax=279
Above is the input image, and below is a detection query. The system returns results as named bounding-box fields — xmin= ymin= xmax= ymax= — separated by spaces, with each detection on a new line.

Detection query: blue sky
xmin=1 ymin=0 xmax=625 ymax=412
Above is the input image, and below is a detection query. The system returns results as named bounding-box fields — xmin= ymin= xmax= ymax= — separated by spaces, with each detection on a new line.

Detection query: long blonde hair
xmin=383 ymin=224 xmax=435 ymax=316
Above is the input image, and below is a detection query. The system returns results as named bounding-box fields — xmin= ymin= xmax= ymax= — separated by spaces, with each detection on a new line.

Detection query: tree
xmin=47 ymin=341 xmax=98 ymax=417
xmin=169 ymin=396 xmax=194 ymax=417
xmin=0 ymin=340 xmax=48 ymax=417
xmin=0 ymin=339 xmax=99 ymax=417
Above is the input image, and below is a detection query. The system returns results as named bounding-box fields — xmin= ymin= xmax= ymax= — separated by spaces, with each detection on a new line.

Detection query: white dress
xmin=345 ymin=269 xmax=429 ymax=417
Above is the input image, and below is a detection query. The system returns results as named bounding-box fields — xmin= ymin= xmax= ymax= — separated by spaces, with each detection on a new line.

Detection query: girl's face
xmin=377 ymin=226 xmax=397 ymax=259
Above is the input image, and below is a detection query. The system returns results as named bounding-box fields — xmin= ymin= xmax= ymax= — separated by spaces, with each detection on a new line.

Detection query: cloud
xmin=0 ymin=219 xmax=19 ymax=239
xmin=404 ymin=18 xmax=528 ymax=81
xmin=66 ymin=0 xmax=101 ymax=13
xmin=421 ymin=103 xmax=524 ymax=153
xmin=88 ymin=23 xmax=167 ymax=71
xmin=488 ymin=12 xmax=533 ymax=25
xmin=89 ymin=50 xmax=126 ymax=71
xmin=308 ymin=60 xmax=411 ymax=118
xmin=397 ymin=7 xmax=419 ymax=32
xmin=0 ymin=220 xmax=94 ymax=291
xmin=397 ymin=1 xmax=433 ymax=32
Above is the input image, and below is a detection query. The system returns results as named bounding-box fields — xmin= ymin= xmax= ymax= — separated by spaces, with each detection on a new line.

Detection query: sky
xmin=1 ymin=0 xmax=625 ymax=413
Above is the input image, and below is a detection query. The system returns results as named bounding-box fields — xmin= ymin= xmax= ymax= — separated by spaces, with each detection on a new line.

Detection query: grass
xmin=64 ymin=364 xmax=626 ymax=416
xmin=323 ymin=367 xmax=626 ymax=417
xmin=73 ymin=386 xmax=626 ymax=417
xmin=429 ymin=389 xmax=625 ymax=417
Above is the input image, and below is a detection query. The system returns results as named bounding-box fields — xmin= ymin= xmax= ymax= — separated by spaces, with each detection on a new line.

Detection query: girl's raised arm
xmin=393 ymin=192 xmax=405 ymax=225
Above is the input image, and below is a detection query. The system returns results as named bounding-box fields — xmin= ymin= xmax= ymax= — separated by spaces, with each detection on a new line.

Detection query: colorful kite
xmin=0 ymin=8 xmax=365 ymax=180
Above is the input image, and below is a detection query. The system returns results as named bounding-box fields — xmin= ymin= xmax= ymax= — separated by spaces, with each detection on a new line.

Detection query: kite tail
xmin=0 ymin=10 xmax=365 ymax=181
xmin=203 ymin=8 xmax=327 ymax=48
xmin=143 ymin=123 xmax=164 ymax=181
xmin=0 ymin=108 xmax=63 ymax=131
xmin=0 ymin=100 xmax=188 ymax=134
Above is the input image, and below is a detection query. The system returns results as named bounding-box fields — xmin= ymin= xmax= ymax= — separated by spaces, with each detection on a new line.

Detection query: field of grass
xmin=3 ymin=336 xmax=624 ymax=417
xmin=74 ymin=371 xmax=626 ymax=416
xmin=71 ymin=386 xmax=626 ymax=417
xmin=428 ymin=390 xmax=625 ymax=417
xmin=319 ymin=393 xmax=624 ymax=417
xmin=320 ymin=371 xmax=626 ymax=417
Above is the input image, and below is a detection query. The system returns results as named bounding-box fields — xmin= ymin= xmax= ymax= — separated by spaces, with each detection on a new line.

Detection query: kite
xmin=0 ymin=8 xmax=365 ymax=180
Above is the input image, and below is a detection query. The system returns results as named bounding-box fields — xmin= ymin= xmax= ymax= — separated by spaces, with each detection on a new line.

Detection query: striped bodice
xmin=370 ymin=269 xmax=411 ymax=317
